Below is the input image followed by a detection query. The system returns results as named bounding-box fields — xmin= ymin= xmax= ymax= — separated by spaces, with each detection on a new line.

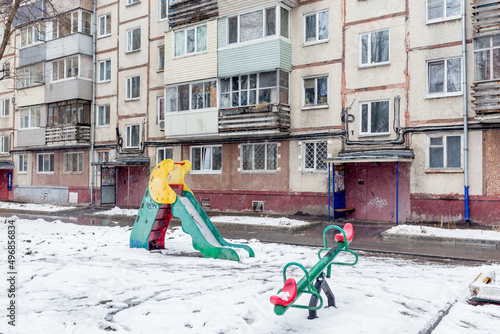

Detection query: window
xmin=174 ymin=24 xmax=207 ymax=57
xmin=20 ymin=22 xmax=45 ymax=47
xmin=98 ymin=59 xmax=111 ymax=82
xmin=360 ymin=30 xmax=390 ymax=66
xmin=0 ymin=135 xmax=9 ymax=153
xmin=156 ymin=147 xmax=173 ymax=165
xmin=51 ymin=10 xmax=92 ymax=39
xmin=52 ymin=56 xmax=79 ymax=81
xmin=47 ymin=100 xmax=90 ymax=126
xmin=165 ymin=79 xmax=217 ymax=112
xmin=303 ymin=141 xmax=327 ymax=172
xmin=305 ymin=10 xmax=329 ymax=44
xmin=474 ymin=35 xmax=500 ymax=82
xmin=427 ymin=0 xmax=461 ymax=22
xmin=220 ymin=70 xmax=289 ymax=108
xmin=360 ymin=100 xmax=390 ymax=135
xmin=37 ymin=153 xmax=54 ymax=173
xmin=1 ymin=99 xmax=9 ymax=117
xmin=127 ymin=0 xmax=140 ymax=5
xmin=159 ymin=0 xmax=168 ymax=21
xmin=228 ymin=6 xmax=289 ymax=44
xmin=157 ymin=96 xmax=164 ymax=126
xmin=18 ymin=154 xmax=28 ymax=173
xmin=64 ymin=152 xmax=84 ymax=173
xmin=126 ymin=76 xmax=140 ymax=100
xmin=427 ymin=134 xmax=462 ymax=169
xmin=97 ymin=105 xmax=110 ymax=126
xmin=241 ymin=143 xmax=278 ymax=172
xmin=16 ymin=63 xmax=44 ymax=88
xmin=428 ymin=58 xmax=462 ymax=96
xmin=191 ymin=145 xmax=222 ymax=173
xmin=304 ymin=77 xmax=327 ymax=107
xmin=2 ymin=62 xmax=10 ymax=79
xmin=19 ymin=107 xmax=41 ymax=129
xmin=126 ymin=124 xmax=140 ymax=148
xmin=127 ymin=27 xmax=141 ymax=52
xmin=98 ymin=13 xmax=111 ymax=37
xmin=158 ymin=45 xmax=165 ymax=71
xmin=97 ymin=151 xmax=109 ymax=163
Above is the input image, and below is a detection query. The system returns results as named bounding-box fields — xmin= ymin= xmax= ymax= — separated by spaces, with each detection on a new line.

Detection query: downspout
xmin=90 ymin=0 xmax=97 ymax=206
xmin=462 ymin=0 xmax=470 ymax=222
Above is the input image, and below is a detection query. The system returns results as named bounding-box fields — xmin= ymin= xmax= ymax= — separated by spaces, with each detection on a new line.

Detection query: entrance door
xmin=0 ymin=170 xmax=13 ymax=201
xmin=333 ymin=165 xmax=346 ymax=218
xmin=101 ymin=167 xmax=116 ymax=204
xmin=116 ymin=166 xmax=149 ymax=208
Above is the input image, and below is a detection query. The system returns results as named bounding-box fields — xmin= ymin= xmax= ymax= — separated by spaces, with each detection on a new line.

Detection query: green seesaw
xmin=270 ymin=224 xmax=358 ymax=319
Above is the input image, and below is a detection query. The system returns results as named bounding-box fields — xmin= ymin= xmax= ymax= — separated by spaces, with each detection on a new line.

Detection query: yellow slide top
xmin=149 ymin=159 xmax=193 ymax=204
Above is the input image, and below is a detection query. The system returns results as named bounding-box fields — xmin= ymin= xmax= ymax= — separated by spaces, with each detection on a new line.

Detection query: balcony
xmin=45 ymin=125 xmax=90 ymax=146
xmin=472 ymin=0 xmax=500 ymax=35
xmin=472 ymin=81 xmax=500 ymax=122
xmin=169 ymin=0 xmax=218 ymax=28
xmin=45 ymin=33 xmax=93 ymax=61
xmin=218 ymin=104 xmax=290 ymax=136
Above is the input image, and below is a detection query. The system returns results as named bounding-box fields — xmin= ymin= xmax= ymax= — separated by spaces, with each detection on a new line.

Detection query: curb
xmin=380 ymin=232 xmax=500 ymax=248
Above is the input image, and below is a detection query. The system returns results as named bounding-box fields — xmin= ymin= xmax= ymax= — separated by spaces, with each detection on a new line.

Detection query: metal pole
xmin=462 ymin=0 xmax=470 ymax=222
xmin=328 ymin=163 xmax=331 ymax=221
xmin=396 ymin=161 xmax=399 ymax=225
xmin=332 ymin=163 xmax=335 ymax=219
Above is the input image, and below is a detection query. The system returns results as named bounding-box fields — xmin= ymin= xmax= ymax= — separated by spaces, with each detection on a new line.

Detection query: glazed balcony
xmin=218 ymin=104 xmax=290 ymax=136
xmin=45 ymin=125 xmax=91 ymax=146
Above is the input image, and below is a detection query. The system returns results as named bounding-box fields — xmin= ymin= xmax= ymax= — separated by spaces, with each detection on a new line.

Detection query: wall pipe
xmin=90 ymin=0 xmax=97 ymax=206
xmin=462 ymin=0 xmax=470 ymax=222
xmin=396 ymin=161 xmax=399 ymax=225
xmin=328 ymin=163 xmax=331 ymax=221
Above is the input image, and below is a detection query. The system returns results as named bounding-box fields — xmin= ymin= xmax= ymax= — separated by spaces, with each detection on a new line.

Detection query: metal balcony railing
xmin=45 ymin=125 xmax=91 ymax=146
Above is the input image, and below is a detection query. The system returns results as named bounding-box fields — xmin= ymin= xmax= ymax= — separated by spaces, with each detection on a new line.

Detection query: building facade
xmin=1 ymin=0 xmax=499 ymax=225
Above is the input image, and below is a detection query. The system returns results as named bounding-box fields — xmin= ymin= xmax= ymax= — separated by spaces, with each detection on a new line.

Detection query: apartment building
xmin=2 ymin=0 xmax=499 ymax=225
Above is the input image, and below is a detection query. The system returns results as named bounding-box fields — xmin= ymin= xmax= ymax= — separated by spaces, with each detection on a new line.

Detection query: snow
xmin=384 ymin=225 xmax=500 ymax=241
xmin=96 ymin=206 xmax=138 ymax=217
xmin=1 ymin=217 xmax=499 ymax=334
xmin=211 ymin=215 xmax=310 ymax=227
xmin=0 ymin=201 xmax=76 ymax=212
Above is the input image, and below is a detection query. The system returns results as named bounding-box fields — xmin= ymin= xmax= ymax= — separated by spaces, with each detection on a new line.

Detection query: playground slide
xmin=171 ymin=192 xmax=254 ymax=262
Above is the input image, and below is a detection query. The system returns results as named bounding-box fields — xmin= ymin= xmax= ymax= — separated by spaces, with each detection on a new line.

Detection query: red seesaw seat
xmin=334 ymin=223 xmax=354 ymax=243
xmin=270 ymin=278 xmax=297 ymax=307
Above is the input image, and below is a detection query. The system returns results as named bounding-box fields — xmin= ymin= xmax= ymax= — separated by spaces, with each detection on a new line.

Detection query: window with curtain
xmin=191 ymin=145 xmax=222 ymax=172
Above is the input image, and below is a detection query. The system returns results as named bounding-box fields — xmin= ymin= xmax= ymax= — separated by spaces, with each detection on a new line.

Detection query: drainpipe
xmin=90 ymin=0 xmax=97 ymax=206
xmin=462 ymin=0 xmax=470 ymax=222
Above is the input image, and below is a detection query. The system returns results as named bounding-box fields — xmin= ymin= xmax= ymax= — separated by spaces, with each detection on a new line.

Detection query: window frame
xmin=165 ymin=78 xmax=218 ymax=113
xmin=127 ymin=0 xmax=141 ymax=5
xmin=98 ymin=59 xmax=111 ymax=83
xmin=126 ymin=75 xmax=141 ymax=101
xmin=303 ymin=9 xmax=329 ymax=45
xmin=52 ymin=55 xmax=80 ymax=82
xmin=97 ymin=104 xmax=110 ymax=127
xmin=37 ymin=152 xmax=54 ymax=174
xmin=159 ymin=0 xmax=168 ymax=21
xmin=158 ymin=45 xmax=165 ymax=71
xmin=426 ymin=57 xmax=463 ymax=97
xmin=98 ymin=13 xmax=111 ymax=38
xmin=16 ymin=63 xmax=44 ymax=89
xmin=240 ymin=143 xmax=279 ymax=173
xmin=20 ymin=22 xmax=45 ymax=48
xmin=302 ymin=76 xmax=328 ymax=108
xmin=125 ymin=124 xmax=140 ymax=148
xmin=359 ymin=100 xmax=391 ymax=137
xmin=426 ymin=0 xmax=462 ymax=24
xmin=473 ymin=34 xmax=500 ymax=83
xmin=226 ymin=5 xmax=290 ymax=46
xmin=126 ymin=27 xmax=141 ymax=53
xmin=359 ymin=29 xmax=390 ymax=68
xmin=302 ymin=141 xmax=328 ymax=173
xmin=18 ymin=154 xmax=28 ymax=173
xmin=173 ymin=23 xmax=208 ymax=58
xmin=1 ymin=98 xmax=9 ymax=117
xmin=18 ymin=106 xmax=41 ymax=129
xmin=157 ymin=95 xmax=165 ymax=124
xmin=50 ymin=9 xmax=92 ymax=40
xmin=426 ymin=134 xmax=463 ymax=170
xmin=156 ymin=147 xmax=173 ymax=165
xmin=0 ymin=135 xmax=9 ymax=154
xmin=64 ymin=152 xmax=84 ymax=174
xmin=190 ymin=145 xmax=222 ymax=174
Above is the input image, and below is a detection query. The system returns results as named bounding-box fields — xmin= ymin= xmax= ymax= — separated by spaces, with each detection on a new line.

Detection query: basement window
xmin=252 ymin=201 xmax=264 ymax=212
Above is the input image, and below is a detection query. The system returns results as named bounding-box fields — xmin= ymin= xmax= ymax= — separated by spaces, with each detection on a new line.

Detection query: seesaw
xmin=270 ymin=224 xmax=358 ymax=319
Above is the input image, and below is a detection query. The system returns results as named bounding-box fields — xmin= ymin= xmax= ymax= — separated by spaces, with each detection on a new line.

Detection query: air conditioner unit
xmin=11 ymin=97 xmax=16 ymax=105
xmin=159 ymin=120 xmax=165 ymax=131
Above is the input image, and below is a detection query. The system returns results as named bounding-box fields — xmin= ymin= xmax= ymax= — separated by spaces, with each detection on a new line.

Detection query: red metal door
xmin=0 ymin=170 xmax=13 ymax=201
xmin=116 ymin=166 xmax=149 ymax=208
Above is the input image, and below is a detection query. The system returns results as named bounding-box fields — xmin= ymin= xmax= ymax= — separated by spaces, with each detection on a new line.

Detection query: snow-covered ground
xmin=0 ymin=201 xmax=76 ymax=212
xmin=1 ymin=217 xmax=499 ymax=333
xmin=385 ymin=225 xmax=500 ymax=241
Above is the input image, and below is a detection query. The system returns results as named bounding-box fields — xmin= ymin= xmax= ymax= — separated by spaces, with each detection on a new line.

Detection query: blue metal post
xmin=396 ymin=161 xmax=399 ymax=225
xmin=332 ymin=163 xmax=335 ymax=219
xmin=328 ymin=163 xmax=331 ymax=221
